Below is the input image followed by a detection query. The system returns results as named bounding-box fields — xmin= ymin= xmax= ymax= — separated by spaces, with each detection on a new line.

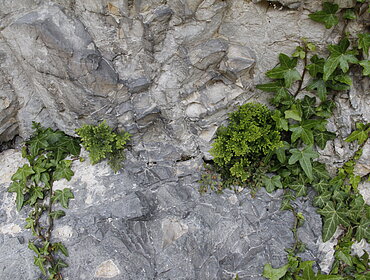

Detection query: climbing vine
xmin=7 ymin=122 xmax=80 ymax=279
xmin=7 ymin=121 xmax=130 ymax=279
xmin=201 ymin=1 xmax=369 ymax=279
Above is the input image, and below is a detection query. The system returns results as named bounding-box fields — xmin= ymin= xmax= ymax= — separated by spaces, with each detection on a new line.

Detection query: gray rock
xmin=0 ymin=0 xmax=369 ymax=279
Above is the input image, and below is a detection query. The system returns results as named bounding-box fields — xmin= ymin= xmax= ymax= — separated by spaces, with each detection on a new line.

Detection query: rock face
xmin=0 ymin=0 xmax=369 ymax=279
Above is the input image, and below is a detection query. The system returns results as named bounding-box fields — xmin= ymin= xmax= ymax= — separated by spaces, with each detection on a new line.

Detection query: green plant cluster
xmin=205 ymin=103 xmax=282 ymax=192
xmin=76 ymin=120 xmax=131 ymax=173
xmin=7 ymin=121 xmax=131 ymax=279
xmin=258 ymin=1 xmax=370 ymax=279
xmin=221 ymin=1 xmax=370 ymax=279
xmin=7 ymin=122 xmax=80 ymax=279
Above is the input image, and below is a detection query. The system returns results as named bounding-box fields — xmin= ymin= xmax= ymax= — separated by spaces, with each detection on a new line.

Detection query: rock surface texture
xmin=0 ymin=0 xmax=369 ymax=279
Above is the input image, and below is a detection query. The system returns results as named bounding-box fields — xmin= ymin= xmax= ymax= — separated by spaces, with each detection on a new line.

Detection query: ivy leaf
xmin=335 ymin=251 xmax=353 ymax=266
xmin=289 ymin=120 xmax=326 ymax=145
xmin=271 ymin=88 xmax=295 ymax=106
xmin=289 ymin=146 xmax=319 ymax=181
xmin=272 ymin=110 xmax=289 ymax=131
xmin=275 ymin=142 xmax=290 ymax=163
xmin=345 ymin=128 xmax=369 ymax=145
xmin=313 ymin=180 xmax=331 ymax=194
xmin=317 ymin=202 xmax=349 ymax=242
xmin=285 ymin=104 xmax=302 ymax=121
xmin=262 ymin=263 xmax=288 ymax=280
xmin=290 ymin=176 xmax=307 ymax=197
xmin=53 ymin=160 xmax=74 ymax=181
xmin=316 ymin=100 xmax=335 ymax=118
xmin=266 ymin=54 xmax=301 ymax=88
xmin=34 ymin=256 xmax=47 ymax=276
xmin=62 ymin=136 xmax=81 ymax=156
xmin=334 ymin=74 xmax=352 ymax=85
xmin=263 ymin=175 xmax=283 ymax=193
xmin=290 ymin=124 xmax=314 ymax=145
xmin=300 ymin=261 xmax=315 ymax=280
xmin=308 ymin=2 xmax=339 ymax=29
xmin=315 ymin=130 xmax=336 ymax=150
xmin=358 ymin=33 xmax=370 ymax=56
xmin=306 ymin=79 xmax=327 ymax=101
xmin=7 ymin=181 xmax=26 ymax=211
xmin=314 ymin=191 xmax=332 ymax=208
xmin=27 ymin=186 xmax=44 ymax=206
xmin=300 ymin=96 xmax=316 ymax=119
xmin=359 ymin=60 xmax=370 ymax=76
xmin=28 ymin=241 xmax=40 ymax=255
xmin=312 ymin=162 xmax=330 ymax=180
xmin=323 ymin=39 xmax=359 ymax=81
xmin=29 ymin=133 xmax=49 ymax=157
xmin=355 ymin=217 xmax=370 ymax=242
xmin=11 ymin=164 xmax=35 ymax=182
xmin=49 ymin=210 xmax=66 ymax=219
xmin=52 ymin=242 xmax=69 ymax=257
xmin=306 ymin=55 xmax=325 ymax=78
xmin=25 ymin=217 xmax=36 ymax=234
xmin=53 ymin=188 xmax=74 ymax=208
xmin=343 ymin=9 xmax=356 ymax=20
xmin=256 ymin=81 xmax=286 ymax=93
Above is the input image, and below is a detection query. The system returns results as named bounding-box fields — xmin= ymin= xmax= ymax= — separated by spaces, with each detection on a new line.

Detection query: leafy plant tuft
xmin=76 ymin=121 xmax=131 ymax=173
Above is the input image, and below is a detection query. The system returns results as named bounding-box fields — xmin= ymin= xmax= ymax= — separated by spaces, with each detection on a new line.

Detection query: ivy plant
xmin=7 ymin=122 xmax=80 ymax=279
xmin=196 ymin=1 xmax=370 ymax=279
xmin=75 ymin=120 xmax=131 ymax=173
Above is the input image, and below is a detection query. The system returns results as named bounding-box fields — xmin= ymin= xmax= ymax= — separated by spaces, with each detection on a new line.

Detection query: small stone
xmin=185 ymin=103 xmax=207 ymax=118
xmin=162 ymin=218 xmax=189 ymax=248
xmin=94 ymin=260 xmax=120 ymax=278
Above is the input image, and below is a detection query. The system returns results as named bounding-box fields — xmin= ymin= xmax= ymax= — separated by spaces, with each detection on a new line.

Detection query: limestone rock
xmin=0 ymin=0 xmax=369 ymax=279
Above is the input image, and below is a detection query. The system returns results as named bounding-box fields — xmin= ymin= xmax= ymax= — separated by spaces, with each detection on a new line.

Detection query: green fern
xmin=210 ymin=103 xmax=282 ymax=186
xmin=76 ymin=121 xmax=131 ymax=173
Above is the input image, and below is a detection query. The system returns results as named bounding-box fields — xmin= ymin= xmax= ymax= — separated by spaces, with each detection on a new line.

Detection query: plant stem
xmin=46 ymin=181 xmax=54 ymax=242
xmin=294 ymin=45 xmax=308 ymax=97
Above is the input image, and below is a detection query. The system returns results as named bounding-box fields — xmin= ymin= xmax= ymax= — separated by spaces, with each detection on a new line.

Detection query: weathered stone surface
xmin=0 ymin=0 xmax=369 ymax=279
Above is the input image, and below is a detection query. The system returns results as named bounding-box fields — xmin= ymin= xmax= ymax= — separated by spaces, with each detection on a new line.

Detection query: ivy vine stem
xmin=294 ymin=45 xmax=308 ymax=97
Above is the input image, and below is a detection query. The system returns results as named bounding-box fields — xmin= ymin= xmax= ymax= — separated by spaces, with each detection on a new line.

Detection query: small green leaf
xmin=27 ymin=186 xmax=44 ymax=206
xmin=306 ymin=55 xmax=325 ymax=77
xmin=52 ymin=242 xmax=69 ymax=257
xmin=315 ymin=130 xmax=336 ymax=150
xmin=343 ymin=9 xmax=356 ymax=20
xmin=11 ymin=164 xmax=35 ymax=182
xmin=7 ymin=181 xmax=26 ymax=211
xmin=49 ymin=210 xmax=66 ymax=219
xmin=317 ymin=202 xmax=349 ymax=242
xmin=28 ymin=241 xmax=40 ymax=255
xmin=335 ymin=251 xmax=353 ymax=266
xmin=355 ymin=218 xmax=370 ymax=242
xmin=263 ymin=175 xmax=283 ymax=193
xmin=262 ymin=263 xmax=289 ymax=280
xmin=285 ymin=105 xmax=302 ymax=121
xmin=53 ymin=160 xmax=74 ymax=181
xmin=306 ymin=79 xmax=327 ymax=101
xmin=300 ymin=261 xmax=315 ymax=280
xmin=359 ymin=60 xmax=370 ymax=76
xmin=289 ymin=146 xmax=319 ymax=181
xmin=345 ymin=129 xmax=368 ymax=145
xmin=334 ymin=74 xmax=352 ymax=85
xmin=323 ymin=39 xmax=359 ymax=81
xmin=34 ymin=256 xmax=47 ymax=276
xmin=314 ymin=191 xmax=332 ymax=208
xmin=308 ymin=2 xmax=339 ymax=29
xmin=272 ymin=111 xmax=289 ymax=131
xmin=53 ymin=188 xmax=74 ymax=208
xmin=358 ymin=33 xmax=370 ymax=56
